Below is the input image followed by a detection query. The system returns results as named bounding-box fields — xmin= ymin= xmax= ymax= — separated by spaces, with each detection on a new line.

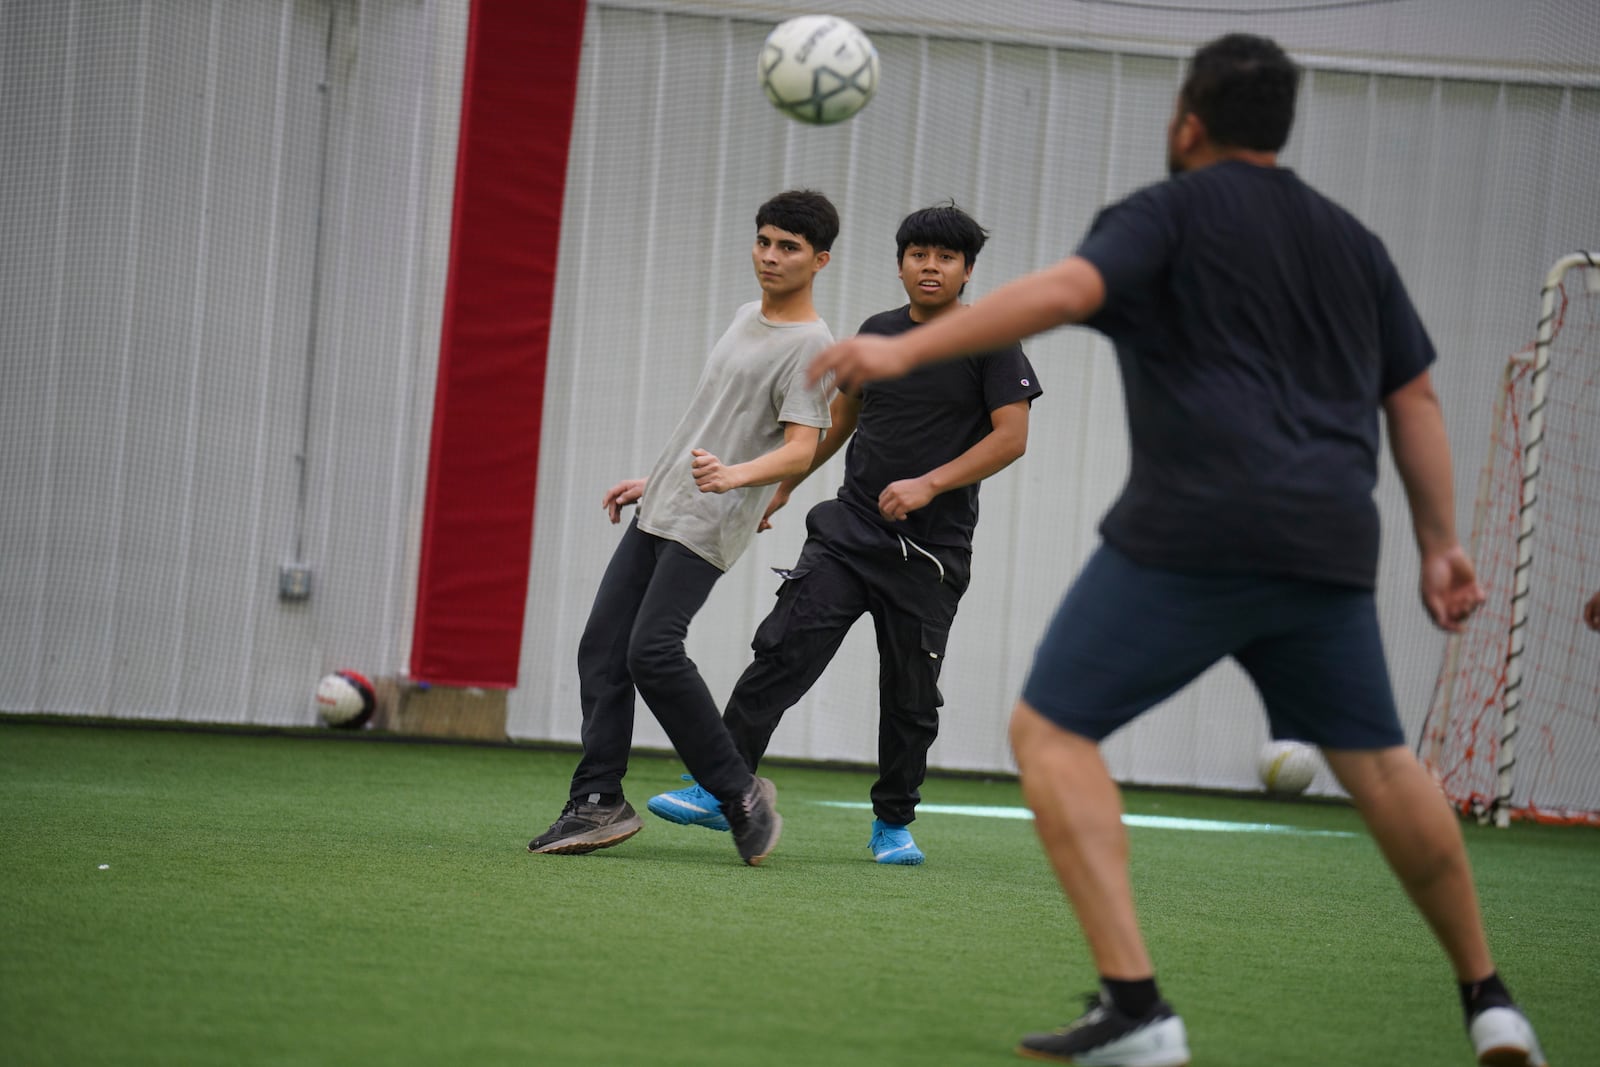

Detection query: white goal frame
xmin=1490 ymin=250 xmax=1600 ymax=827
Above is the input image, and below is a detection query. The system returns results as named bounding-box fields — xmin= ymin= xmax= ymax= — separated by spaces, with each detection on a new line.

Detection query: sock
xmin=1101 ymin=976 xmax=1160 ymax=1019
xmin=1460 ymin=972 xmax=1514 ymax=1021
xmin=583 ymin=792 xmax=621 ymax=807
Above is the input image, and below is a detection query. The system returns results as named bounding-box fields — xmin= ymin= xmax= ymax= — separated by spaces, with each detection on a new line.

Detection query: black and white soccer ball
xmin=759 ymin=15 xmax=879 ymax=126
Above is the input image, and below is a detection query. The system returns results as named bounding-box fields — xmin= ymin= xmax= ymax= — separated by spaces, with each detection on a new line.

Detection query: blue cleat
xmin=870 ymin=818 xmax=925 ymax=865
xmin=647 ymin=775 xmax=730 ymax=832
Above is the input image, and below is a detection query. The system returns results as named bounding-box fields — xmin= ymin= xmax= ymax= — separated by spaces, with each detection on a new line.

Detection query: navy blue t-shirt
xmin=837 ymin=305 xmax=1042 ymax=550
xmin=1074 ymin=161 xmax=1435 ymax=589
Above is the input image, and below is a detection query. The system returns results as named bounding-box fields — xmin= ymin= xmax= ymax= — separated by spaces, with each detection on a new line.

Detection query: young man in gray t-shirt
xmin=529 ymin=190 xmax=837 ymax=866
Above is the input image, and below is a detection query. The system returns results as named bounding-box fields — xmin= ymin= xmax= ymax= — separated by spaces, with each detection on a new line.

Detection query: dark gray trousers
xmin=569 ymin=517 xmax=753 ymax=805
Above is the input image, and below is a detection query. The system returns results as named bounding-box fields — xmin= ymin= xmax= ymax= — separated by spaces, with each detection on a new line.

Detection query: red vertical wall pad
xmin=410 ymin=0 xmax=587 ymax=686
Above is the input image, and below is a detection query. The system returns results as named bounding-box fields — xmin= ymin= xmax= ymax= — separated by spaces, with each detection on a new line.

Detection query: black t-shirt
xmin=1075 ymin=161 xmax=1435 ymax=588
xmin=837 ymin=305 xmax=1042 ymax=550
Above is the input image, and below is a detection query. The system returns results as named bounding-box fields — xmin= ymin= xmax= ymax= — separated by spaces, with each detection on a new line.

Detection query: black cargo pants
xmin=724 ymin=498 xmax=970 ymax=825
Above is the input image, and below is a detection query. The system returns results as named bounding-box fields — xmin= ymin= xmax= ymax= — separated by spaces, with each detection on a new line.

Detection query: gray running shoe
xmin=527 ymin=794 xmax=643 ymax=855
xmin=723 ymin=776 xmax=781 ymax=866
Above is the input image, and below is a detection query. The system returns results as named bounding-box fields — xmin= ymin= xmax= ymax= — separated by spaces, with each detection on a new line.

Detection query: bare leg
xmin=1010 ymin=700 xmax=1153 ymax=978
xmin=1322 ymin=746 xmax=1494 ymax=982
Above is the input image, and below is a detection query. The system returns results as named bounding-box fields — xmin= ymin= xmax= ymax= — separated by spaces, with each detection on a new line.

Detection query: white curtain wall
xmin=0 ymin=0 xmax=466 ymax=724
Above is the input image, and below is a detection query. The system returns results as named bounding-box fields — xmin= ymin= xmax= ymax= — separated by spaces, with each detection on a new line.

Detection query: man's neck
xmin=908 ymin=300 xmax=964 ymax=325
xmin=761 ymin=289 xmax=817 ymax=323
xmin=1187 ymin=145 xmax=1279 ymax=171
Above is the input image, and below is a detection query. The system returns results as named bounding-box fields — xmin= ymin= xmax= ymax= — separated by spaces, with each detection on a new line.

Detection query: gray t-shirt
xmin=638 ymin=301 xmax=833 ymax=571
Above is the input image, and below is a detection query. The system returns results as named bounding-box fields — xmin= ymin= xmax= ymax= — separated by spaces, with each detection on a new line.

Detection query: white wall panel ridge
xmin=0 ymin=0 xmax=469 ymax=725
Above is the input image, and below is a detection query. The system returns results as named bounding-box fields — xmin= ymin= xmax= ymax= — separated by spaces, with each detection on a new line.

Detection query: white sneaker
xmin=1469 ymin=1006 xmax=1548 ymax=1067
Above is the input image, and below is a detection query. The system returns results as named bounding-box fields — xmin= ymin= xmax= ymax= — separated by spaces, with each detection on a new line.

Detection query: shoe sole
xmin=646 ymin=795 xmax=730 ymax=832
xmin=875 ymin=850 xmax=925 ymax=865
xmin=1015 ymin=1046 xmax=1190 ymax=1067
xmin=872 ymin=838 xmax=925 ymax=864
xmin=1479 ymin=1051 xmax=1541 ymax=1067
xmin=527 ymin=817 xmax=643 ymax=855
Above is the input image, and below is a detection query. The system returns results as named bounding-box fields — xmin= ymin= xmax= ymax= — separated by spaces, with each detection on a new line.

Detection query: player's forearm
xmin=730 ymin=434 xmax=821 ymax=489
xmin=897 ymin=257 xmax=1104 ymax=371
xmin=921 ymin=422 xmax=1027 ymax=496
xmin=1385 ymin=380 xmax=1461 ymax=555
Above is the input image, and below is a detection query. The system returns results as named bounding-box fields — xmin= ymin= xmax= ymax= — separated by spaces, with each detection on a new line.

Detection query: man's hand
xmin=1584 ymin=590 xmax=1600 ymax=632
xmin=878 ymin=477 xmax=934 ymax=522
xmin=806 ymin=334 xmax=915 ymax=392
xmin=758 ymin=486 xmax=791 ymax=532
xmin=1419 ymin=544 xmax=1486 ymax=632
xmin=601 ymin=479 xmax=645 ymax=524
xmin=691 ymin=449 xmax=740 ymax=494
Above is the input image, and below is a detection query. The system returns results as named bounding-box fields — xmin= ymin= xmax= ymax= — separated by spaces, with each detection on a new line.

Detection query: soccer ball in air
xmin=1257 ymin=739 xmax=1320 ymax=795
xmin=316 ymin=670 xmax=376 ymax=730
xmin=759 ymin=15 xmax=879 ymax=125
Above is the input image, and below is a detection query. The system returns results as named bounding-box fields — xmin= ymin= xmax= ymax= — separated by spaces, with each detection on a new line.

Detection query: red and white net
xmin=1422 ymin=261 xmax=1600 ymax=826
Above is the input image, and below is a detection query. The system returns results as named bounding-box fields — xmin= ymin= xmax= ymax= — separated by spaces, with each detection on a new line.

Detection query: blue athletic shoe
xmin=647 ymin=775 xmax=730 ymax=832
xmin=870 ymin=818 xmax=925 ymax=865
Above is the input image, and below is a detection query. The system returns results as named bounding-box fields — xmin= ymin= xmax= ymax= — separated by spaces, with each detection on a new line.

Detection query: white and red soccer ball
xmin=315 ymin=670 xmax=376 ymax=730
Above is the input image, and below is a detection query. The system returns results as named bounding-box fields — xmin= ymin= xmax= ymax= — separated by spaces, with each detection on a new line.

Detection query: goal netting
xmin=1421 ymin=252 xmax=1600 ymax=827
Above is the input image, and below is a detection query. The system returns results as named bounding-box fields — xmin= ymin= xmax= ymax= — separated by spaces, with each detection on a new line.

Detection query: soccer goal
xmin=1421 ymin=251 xmax=1600 ymax=828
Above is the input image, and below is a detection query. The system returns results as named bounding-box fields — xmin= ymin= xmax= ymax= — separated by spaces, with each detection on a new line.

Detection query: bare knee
xmin=1010 ymin=700 xmax=1098 ymax=774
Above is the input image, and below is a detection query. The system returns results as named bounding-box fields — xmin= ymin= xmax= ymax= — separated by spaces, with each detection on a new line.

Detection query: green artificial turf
xmin=2 ymin=719 xmax=1595 ymax=1066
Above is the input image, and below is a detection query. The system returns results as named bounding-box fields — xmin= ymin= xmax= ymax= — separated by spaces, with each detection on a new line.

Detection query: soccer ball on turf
xmin=315 ymin=670 xmax=376 ymax=730
xmin=1257 ymin=739 xmax=1319 ymax=795
xmin=759 ymin=15 xmax=879 ymax=126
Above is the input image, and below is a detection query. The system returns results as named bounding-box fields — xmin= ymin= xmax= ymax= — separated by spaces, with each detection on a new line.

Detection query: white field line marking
xmin=813 ymin=801 xmax=1358 ymax=838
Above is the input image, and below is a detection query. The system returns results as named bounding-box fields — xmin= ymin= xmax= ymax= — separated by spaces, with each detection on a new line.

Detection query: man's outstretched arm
xmin=808 ymin=257 xmax=1106 ymax=390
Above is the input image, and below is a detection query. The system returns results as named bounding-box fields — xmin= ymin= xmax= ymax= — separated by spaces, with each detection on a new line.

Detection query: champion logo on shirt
xmin=1021 ymin=378 xmax=1031 ymax=386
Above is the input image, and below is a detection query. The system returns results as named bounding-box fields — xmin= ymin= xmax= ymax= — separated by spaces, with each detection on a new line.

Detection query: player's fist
xmin=878 ymin=478 xmax=933 ymax=522
xmin=691 ymin=449 xmax=739 ymax=494
xmin=1419 ymin=544 xmax=1485 ymax=633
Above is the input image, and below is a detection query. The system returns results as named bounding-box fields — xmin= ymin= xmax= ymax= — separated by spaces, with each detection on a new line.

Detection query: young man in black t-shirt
xmin=648 ymin=203 xmax=1041 ymax=865
xmin=809 ymin=34 xmax=1545 ymax=1067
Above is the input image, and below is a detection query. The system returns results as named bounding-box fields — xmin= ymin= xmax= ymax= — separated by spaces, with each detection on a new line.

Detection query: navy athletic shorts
xmin=1020 ymin=544 xmax=1406 ymax=750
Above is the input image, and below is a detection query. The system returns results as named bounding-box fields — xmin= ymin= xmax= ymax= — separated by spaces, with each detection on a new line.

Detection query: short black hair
xmin=756 ymin=189 xmax=840 ymax=253
xmin=895 ymin=201 xmax=989 ymax=267
xmin=1180 ymin=34 xmax=1300 ymax=151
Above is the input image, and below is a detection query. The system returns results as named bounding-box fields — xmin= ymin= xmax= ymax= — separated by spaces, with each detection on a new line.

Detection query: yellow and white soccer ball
xmin=1257 ymin=739 xmax=1320 ymax=795
xmin=759 ymin=15 xmax=879 ymax=126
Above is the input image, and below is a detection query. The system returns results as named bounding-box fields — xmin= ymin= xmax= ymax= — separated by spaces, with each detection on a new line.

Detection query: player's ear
xmin=1174 ymin=110 xmax=1206 ymax=154
xmin=813 ymin=249 xmax=830 ymax=272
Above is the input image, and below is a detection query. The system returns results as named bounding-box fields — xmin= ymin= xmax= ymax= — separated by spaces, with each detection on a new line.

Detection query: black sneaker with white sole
xmin=527 ymin=794 xmax=643 ymax=855
xmin=723 ymin=776 xmax=781 ymax=866
xmin=1017 ymin=991 xmax=1189 ymax=1066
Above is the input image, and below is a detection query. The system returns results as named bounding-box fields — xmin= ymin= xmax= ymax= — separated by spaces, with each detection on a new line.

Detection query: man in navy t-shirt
xmin=808 ymin=34 xmax=1544 ymax=1067
xmin=649 ymin=203 xmax=1041 ymax=865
